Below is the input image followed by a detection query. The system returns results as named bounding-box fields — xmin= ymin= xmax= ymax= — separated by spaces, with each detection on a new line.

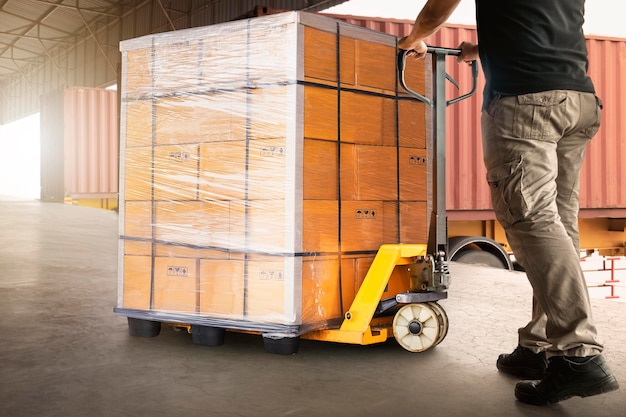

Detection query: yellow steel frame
xmin=302 ymin=243 xmax=428 ymax=345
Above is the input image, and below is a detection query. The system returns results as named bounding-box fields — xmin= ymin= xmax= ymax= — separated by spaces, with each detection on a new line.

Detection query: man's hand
xmin=458 ymin=41 xmax=479 ymax=64
xmin=398 ymin=36 xmax=428 ymax=59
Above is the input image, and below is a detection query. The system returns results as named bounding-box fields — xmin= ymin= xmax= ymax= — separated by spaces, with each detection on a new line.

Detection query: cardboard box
xmin=123 ymin=146 xmax=152 ymax=201
xmin=199 ymin=259 xmax=245 ymax=316
xmin=155 ymin=92 xmax=247 ymax=144
xmin=122 ymin=255 xmax=152 ymax=309
xmin=199 ymin=141 xmax=247 ymax=201
xmin=152 ymin=257 xmax=197 ymax=313
xmin=152 ymin=144 xmax=200 ymax=201
xmin=340 ymin=144 xmax=398 ymax=201
xmin=125 ymin=99 xmax=153 ymax=148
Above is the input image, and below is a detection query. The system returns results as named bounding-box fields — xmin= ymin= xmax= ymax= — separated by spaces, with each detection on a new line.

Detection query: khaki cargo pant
xmin=481 ymin=90 xmax=603 ymax=357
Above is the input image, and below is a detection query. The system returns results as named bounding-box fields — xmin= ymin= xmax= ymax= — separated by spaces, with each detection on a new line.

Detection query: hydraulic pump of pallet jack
xmin=409 ymin=251 xmax=451 ymax=293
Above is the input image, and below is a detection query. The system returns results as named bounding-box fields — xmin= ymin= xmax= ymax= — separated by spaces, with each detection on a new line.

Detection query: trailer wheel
xmin=449 ymin=236 xmax=513 ymax=270
xmin=392 ymin=303 xmax=440 ymax=352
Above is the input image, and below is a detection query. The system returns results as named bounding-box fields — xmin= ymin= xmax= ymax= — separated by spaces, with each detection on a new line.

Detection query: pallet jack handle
xmin=397 ymin=46 xmax=479 ymax=107
xmin=397 ymin=46 xmax=479 ymax=259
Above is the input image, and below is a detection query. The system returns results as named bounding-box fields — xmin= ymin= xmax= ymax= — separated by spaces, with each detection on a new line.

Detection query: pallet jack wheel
xmin=392 ymin=303 xmax=440 ymax=352
xmin=427 ymin=301 xmax=449 ymax=346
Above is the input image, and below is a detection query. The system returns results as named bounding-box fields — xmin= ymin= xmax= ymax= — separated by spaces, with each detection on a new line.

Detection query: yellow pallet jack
xmin=303 ymin=47 xmax=478 ymax=352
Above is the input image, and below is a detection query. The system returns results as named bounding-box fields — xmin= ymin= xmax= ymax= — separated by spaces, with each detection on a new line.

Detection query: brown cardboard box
xmin=399 ymin=201 xmax=429 ymax=244
xmin=152 ymin=144 xmax=200 ymax=201
xmin=399 ymin=147 xmax=428 ymax=201
xmin=340 ymin=37 xmax=396 ymax=92
xmin=302 ymin=200 xmax=339 ymax=253
xmin=340 ymin=200 xmax=386 ymax=252
xmin=398 ymin=99 xmax=427 ymax=148
xmin=125 ymin=99 xmax=153 ymax=148
xmin=246 ymin=199 xmax=288 ymax=253
xmin=122 ymin=255 xmax=152 ymax=309
xmin=304 ymin=27 xmax=337 ymax=83
xmin=245 ymin=257 xmax=287 ymax=320
xmin=303 ymin=138 xmax=338 ymax=200
xmin=247 ymin=138 xmax=288 ymax=201
xmin=340 ymin=92 xmax=396 ymax=146
xmin=301 ymin=256 xmax=342 ymax=323
xmin=199 ymin=141 xmax=247 ymax=201
xmin=340 ymin=144 xmax=398 ymax=201
xmin=152 ymin=257 xmax=197 ymax=313
xmin=124 ymin=201 xmax=152 ymax=240
xmin=123 ymin=146 xmax=153 ymax=201
xmin=304 ymin=86 xmax=338 ymax=141
xmin=200 ymin=29 xmax=249 ymax=87
xmin=155 ymin=200 xmax=241 ymax=248
xmin=124 ymin=241 xmax=151 ymax=256
xmin=155 ymin=93 xmax=247 ymax=145
xmin=125 ymin=48 xmax=152 ymax=96
xmin=153 ymin=40 xmax=202 ymax=92
xmin=199 ymin=259 xmax=245 ymax=316
xmin=249 ymin=86 xmax=289 ymax=140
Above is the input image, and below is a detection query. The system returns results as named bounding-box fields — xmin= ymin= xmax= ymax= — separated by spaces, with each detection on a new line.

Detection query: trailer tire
xmin=449 ymin=236 xmax=513 ymax=270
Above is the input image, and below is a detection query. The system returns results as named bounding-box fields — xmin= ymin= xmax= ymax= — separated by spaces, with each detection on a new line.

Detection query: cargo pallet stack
xmin=114 ymin=11 xmax=430 ymax=353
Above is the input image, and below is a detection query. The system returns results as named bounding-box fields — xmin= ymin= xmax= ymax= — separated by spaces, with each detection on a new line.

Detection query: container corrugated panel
xmin=63 ymin=87 xmax=118 ymax=198
xmin=582 ymin=37 xmax=626 ymax=214
xmin=326 ymin=14 xmax=626 ymax=219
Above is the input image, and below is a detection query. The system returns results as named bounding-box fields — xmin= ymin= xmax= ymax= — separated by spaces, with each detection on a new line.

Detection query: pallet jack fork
xmin=304 ymin=47 xmax=478 ymax=352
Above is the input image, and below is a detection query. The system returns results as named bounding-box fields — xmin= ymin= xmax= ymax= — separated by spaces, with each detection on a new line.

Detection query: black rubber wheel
xmin=127 ymin=317 xmax=161 ymax=338
xmin=262 ymin=335 xmax=300 ymax=355
xmin=448 ymin=236 xmax=513 ymax=270
xmin=453 ymin=249 xmax=507 ymax=269
xmin=191 ymin=326 xmax=226 ymax=346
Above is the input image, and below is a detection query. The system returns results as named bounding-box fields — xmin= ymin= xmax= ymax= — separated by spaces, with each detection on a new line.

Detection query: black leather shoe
xmin=497 ymin=345 xmax=547 ymax=379
xmin=515 ymin=355 xmax=619 ymax=405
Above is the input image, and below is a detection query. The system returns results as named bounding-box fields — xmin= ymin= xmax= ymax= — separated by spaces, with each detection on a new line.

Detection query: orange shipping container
xmin=330 ymin=15 xmax=626 ymax=221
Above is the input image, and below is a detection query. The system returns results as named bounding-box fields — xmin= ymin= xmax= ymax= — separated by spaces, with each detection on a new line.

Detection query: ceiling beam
xmin=29 ymin=0 xmax=121 ymax=18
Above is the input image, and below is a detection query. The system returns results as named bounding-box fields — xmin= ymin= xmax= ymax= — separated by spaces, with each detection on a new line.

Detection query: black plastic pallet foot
xmin=263 ymin=335 xmax=300 ymax=355
xmin=128 ymin=317 xmax=161 ymax=338
xmin=191 ymin=326 xmax=226 ymax=346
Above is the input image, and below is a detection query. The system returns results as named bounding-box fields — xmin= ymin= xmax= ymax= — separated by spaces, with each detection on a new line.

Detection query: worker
xmin=398 ymin=0 xmax=619 ymax=406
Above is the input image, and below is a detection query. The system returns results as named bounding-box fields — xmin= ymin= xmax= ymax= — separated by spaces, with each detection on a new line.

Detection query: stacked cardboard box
xmin=116 ymin=11 xmax=429 ymax=334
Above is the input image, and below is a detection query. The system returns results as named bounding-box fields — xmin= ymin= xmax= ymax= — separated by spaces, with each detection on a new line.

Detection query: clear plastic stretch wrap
xmin=115 ymin=11 xmax=429 ymax=337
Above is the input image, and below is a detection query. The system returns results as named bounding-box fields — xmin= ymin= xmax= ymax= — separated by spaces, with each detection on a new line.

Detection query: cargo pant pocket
xmin=512 ymin=91 xmax=568 ymax=141
xmin=486 ymin=157 xmax=529 ymax=228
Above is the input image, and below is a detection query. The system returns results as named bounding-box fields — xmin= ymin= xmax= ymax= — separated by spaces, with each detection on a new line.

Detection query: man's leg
xmin=482 ymin=91 xmax=617 ymax=404
xmin=481 ymin=91 xmax=602 ymax=357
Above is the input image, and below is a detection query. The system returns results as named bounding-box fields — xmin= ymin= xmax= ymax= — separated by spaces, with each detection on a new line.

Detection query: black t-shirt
xmin=475 ymin=0 xmax=595 ymax=106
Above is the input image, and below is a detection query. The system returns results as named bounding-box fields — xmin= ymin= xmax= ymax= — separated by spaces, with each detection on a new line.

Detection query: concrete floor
xmin=0 ymin=197 xmax=624 ymax=417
